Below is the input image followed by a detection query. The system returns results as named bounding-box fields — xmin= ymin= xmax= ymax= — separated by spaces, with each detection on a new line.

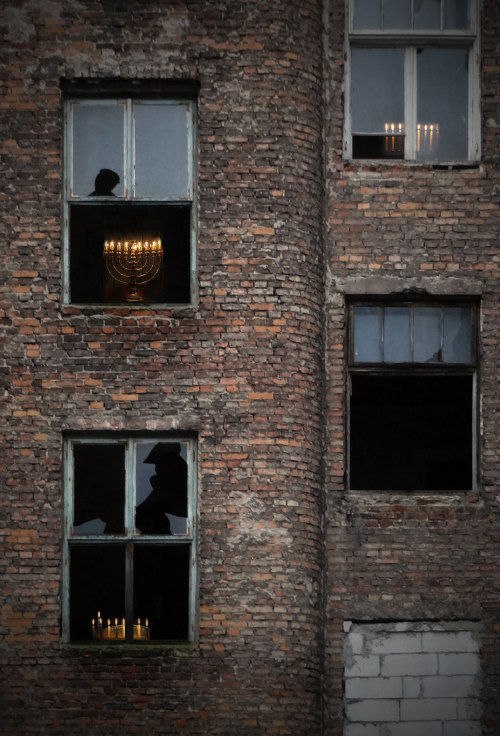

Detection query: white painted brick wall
xmin=343 ymin=621 xmax=481 ymax=736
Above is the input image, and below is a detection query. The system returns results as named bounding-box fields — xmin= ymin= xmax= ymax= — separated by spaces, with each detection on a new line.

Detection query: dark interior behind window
xmin=69 ymin=204 xmax=191 ymax=304
xmin=350 ymin=374 xmax=473 ymax=491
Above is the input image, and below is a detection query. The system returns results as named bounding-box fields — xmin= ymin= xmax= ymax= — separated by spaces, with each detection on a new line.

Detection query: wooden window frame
xmin=62 ymin=435 xmax=198 ymax=645
xmin=62 ymin=92 xmax=197 ymax=306
xmin=347 ymin=299 xmax=479 ymax=492
xmin=344 ymin=0 xmax=481 ymax=163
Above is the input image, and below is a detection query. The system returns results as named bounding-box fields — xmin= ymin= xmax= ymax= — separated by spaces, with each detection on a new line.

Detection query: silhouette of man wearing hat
xmin=135 ymin=443 xmax=188 ymax=534
xmin=90 ymin=168 xmax=120 ymax=196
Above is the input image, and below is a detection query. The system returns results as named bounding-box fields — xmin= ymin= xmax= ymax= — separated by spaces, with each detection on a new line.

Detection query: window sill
xmin=62 ymin=640 xmax=198 ymax=655
xmin=61 ymin=302 xmax=199 ymax=315
xmin=343 ymin=158 xmax=482 ymax=171
xmin=347 ymin=489 xmax=481 ymax=501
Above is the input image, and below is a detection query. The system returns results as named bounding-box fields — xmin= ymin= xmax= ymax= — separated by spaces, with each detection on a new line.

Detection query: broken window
xmin=348 ymin=302 xmax=477 ymax=491
xmin=63 ymin=94 xmax=196 ymax=305
xmin=63 ymin=437 xmax=196 ymax=643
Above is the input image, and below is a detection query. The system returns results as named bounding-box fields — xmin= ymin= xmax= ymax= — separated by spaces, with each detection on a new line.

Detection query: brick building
xmin=1 ymin=1 xmax=499 ymax=734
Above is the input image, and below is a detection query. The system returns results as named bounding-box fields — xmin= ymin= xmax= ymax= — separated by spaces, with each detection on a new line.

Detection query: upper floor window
xmin=348 ymin=301 xmax=477 ymax=491
xmin=345 ymin=0 xmax=480 ymax=163
xmin=64 ymin=94 xmax=196 ymax=305
xmin=62 ymin=436 xmax=197 ymax=643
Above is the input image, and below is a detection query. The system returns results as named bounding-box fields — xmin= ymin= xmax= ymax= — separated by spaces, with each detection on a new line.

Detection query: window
xmin=345 ymin=0 xmax=480 ymax=162
xmin=63 ymin=437 xmax=197 ymax=643
xmin=343 ymin=621 xmax=482 ymax=736
xmin=348 ymin=302 xmax=477 ymax=491
xmin=63 ymin=93 xmax=196 ymax=304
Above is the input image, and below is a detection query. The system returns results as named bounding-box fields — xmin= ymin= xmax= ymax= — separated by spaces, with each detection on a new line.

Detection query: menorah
xmin=103 ymin=238 xmax=163 ymax=302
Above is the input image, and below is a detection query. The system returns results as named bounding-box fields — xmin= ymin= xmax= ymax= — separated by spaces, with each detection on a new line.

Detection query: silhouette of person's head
xmin=142 ymin=443 xmax=188 ymax=517
xmin=90 ymin=168 xmax=120 ymax=196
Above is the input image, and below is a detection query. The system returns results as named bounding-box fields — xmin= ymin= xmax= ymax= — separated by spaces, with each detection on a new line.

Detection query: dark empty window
xmin=348 ymin=303 xmax=477 ymax=491
xmin=64 ymin=98 xmax=195 ymax=305
xmin=63 ymin=438 xmax=196 ymax=643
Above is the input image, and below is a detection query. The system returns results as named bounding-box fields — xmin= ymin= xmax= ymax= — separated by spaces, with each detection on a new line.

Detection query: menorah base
xmin=125 ymin=287 xmax=143 ymax=303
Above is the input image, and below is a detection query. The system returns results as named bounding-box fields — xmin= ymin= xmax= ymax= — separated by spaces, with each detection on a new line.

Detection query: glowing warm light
xmin=91 ymin=612 xmax=150 ymax=641
xmin=103 ymin=238 xmax=163 ymax=302
xmin=417 ymin=122 xmax=440 ymax=152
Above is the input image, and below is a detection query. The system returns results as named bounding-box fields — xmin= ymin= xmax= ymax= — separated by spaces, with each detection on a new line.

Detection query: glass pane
xmin=353 ymin=306 xmax=383 ymax=362
xmin=134 ymin=103 xmax=190 ymax=200
xmin=414 ymin=307 xmax=442 ymax=361
xmin=384 ymin=307 xmax=411 ymax=362
xmin=444 ymin=0 xmax=469 ymax=28
xmin=414 ymin=0 xmax=441 ymax=29
xmin=353 ymin=0 xmax=381 ymax=28
xmin=134 ymin=545 xmax=190 ymax=641
xmin=384 ymin=0 xmax=411 ymax=28
xmin=443 ymin=307 xmax=472 ymax=362
xmin=73 ymin=444 xmax=125 ymax=535
xmin=416 ymin=48 xmax=468 ymax=162
xmin=71 ymin=103 xmax=125 ymax=198
xmin=70 ymin=545 xmax=125 ymax=641
xmin=352 ymin=48 xmax=405 ymax=134
xmin=135 ymin=442 xmax=188 ymax=535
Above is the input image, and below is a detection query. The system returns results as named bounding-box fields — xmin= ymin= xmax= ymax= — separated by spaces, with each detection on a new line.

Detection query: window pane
xmin=414 ymin=0 xmax=441 ymax=29
xmin=414 ymin=307 xmax=442 ymax=361
xmin=416 ymin=48 xmax=469 ymax=162
xmin=444 ymin=0 xmax=469 ymax=29
xmin=70 ymin=545 xmax=125 ymax=641
xmin=384 ymin=0 xmax=411 ymax=29
xmin=353 ymin=306 xmax=383 ymax=362
xmin=73 ymin=444 xmax=125 ymax=535
xmin=352 ymin=49 xmax=405 ymax=134
xmin=134 ymin=545 xmax=190 ymax=641
xmin=353 ymin=0 xmax=381 ymax=29
xmin=135 ymin=442 xmax=188 ymax=535
xmin=134 ymin=103 xmax=190 ymax=200
xmin=384 ymin=307 xmax=411 ymax=362
xmin=71 ymin=103 xmax=125 ymax=198
xmin=443 ymin=307 xmax=472 ymax=362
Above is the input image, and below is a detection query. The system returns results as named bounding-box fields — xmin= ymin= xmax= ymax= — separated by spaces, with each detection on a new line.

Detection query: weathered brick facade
xmin=0 ymin=1 xmax=498 ymax=735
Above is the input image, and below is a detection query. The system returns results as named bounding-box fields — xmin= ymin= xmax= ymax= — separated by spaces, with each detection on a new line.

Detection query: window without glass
xmin=346 ymin=0 xmax=480 ymax=162
xmin=348 ymin=303 xmax=477 ymax=491
xmin=64 ymin=97 xmax=195 ymax=304
xmin=63 ymin=437 xmax=196 ymax=643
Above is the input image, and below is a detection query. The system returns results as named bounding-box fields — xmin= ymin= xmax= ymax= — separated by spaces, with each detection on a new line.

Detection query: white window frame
xmin=344 ymin=0 xmax=481 ymax=163
xmin=62 ymin=96 xmax=197 ymax=305
xmin=62 ymin=436 xmax=198 ymax=644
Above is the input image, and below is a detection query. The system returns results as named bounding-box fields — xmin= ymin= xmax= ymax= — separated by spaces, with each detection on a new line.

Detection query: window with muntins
xmin=64 ymin=96 xmax=195 ymax=304
xmin=348 ymin=302 xmax=477 ymax=491
xmin=345 ymin=0 xmax=480 ymax=162
xmin=63 ymin=437 xmax=197 ymax=643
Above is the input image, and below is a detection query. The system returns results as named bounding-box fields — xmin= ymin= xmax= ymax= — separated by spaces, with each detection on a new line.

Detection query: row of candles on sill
xmin=91 ymin=611 xmax=150 ymax=640
xmin=384 ymin=122 xmax=440 ymax=152
xmin=103 ymin=239 xmax=162 ymax=255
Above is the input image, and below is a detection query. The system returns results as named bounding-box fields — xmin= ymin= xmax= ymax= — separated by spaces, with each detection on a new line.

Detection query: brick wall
xmin=343 ymin=621 xmax=482 ymax=736
xmin=324 ymin=0 xmax=500 ymax=733
xmin=1 ymin=0 xmax=499 ymax=734
xmin=1 ymin=1 xmax=325 ymax=734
